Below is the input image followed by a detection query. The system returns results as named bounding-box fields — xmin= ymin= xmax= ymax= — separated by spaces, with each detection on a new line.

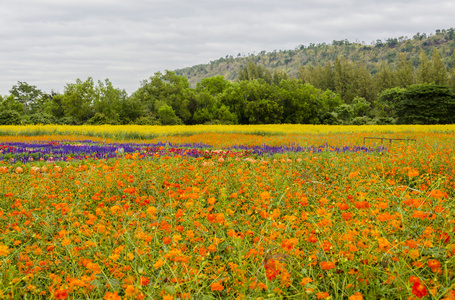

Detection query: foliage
xmin=396 ymin=83 xmax=455 ymax=124
xmin=28 ymin=113 xmax=59 ymax=125
xmin=175 ymin=28 xmax=455 ymax=88
xmin=0 ymin=110 xmax=21 ymax=125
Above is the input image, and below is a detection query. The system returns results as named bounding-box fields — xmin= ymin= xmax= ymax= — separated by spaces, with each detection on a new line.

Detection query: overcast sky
xmin=1 ymin=0 xmax=454 ymax=96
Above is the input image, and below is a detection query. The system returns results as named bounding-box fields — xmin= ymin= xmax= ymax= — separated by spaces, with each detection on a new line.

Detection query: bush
xmin=396 ymin=84 xmax=455 ymax=124
xmin=157 ymin=105 xmax=182 ymax=125
xmin=85 ymin=113 xmax=111 ymax=125
xmin=60 ymin=116 xmax=80 ymax=125
xmin=0 ymin=110 xmax=21 ymax=125
xmin=351 ymin=116 xmax=371 ymax=125
xmin=134 ymin=116 xmax=162 ymax=125
xmin=29 ymin=113 xmax=58 ymax=125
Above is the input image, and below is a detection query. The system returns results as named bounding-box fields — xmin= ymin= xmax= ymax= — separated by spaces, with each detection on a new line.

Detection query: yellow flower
xmin=0 ymin=245 xmax=10 ymax=256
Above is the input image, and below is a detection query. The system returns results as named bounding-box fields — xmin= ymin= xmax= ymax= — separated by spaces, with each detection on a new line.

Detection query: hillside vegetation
xmin=175 ymin=28 xmax=455 ymax=87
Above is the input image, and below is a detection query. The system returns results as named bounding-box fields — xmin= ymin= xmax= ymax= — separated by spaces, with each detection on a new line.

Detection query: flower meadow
xmin=0 ymin=125 xmax=454 ymax=299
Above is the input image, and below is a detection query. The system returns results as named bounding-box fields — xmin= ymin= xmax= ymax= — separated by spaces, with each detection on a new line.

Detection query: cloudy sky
xmin=1 ymin=0 xmax=454 ymax=95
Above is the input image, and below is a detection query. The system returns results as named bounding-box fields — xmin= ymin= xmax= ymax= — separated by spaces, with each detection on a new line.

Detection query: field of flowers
xmin=0 ymin=125 xmax=454 ymax=299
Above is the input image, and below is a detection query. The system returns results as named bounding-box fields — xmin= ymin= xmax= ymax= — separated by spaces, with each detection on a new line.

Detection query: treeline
xmin=0 ymin=72 xmax=342 ymax=126
xmin=1 ymin=47 xmax=455 ymax=125
xmin=176 ymin=28 xmax=455 ymax=86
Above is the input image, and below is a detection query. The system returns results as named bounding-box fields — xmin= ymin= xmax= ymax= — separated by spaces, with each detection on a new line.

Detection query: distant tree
xmin=394 ymin=53 xmax=414 ymax=87
xmin=43 ymin=94 xmax=66 ymax=120
xmin=9 ymin=81 xmax=43 ymax=114
xmin=334 ymin=57 xmax=354 ymax=103
xmin=396 ymin=83 xmax=455 ymax=124
xmin=244 ymin=99 xmax=282 ymax=124
xmin=430 ymin=48 xmax=448 ymax=85
xmin=0 ymin=95 xmax=24 ymax=114
xmin=132 ymin=71 xmax=192 ymax=124
xmin=62 ymin=77 xmax=96 ymax=124
xmin=448 ymin=50 xmax=455 ymax=92
xmin=335 ymin=104 xmax=354 ymax=124
xmin=416 ymin=48 xmax=433 ymax=84
xmin=374 ymin=62 xmax=395 ymax=92
xmin=157 ymin=105 xmax=182 ymax=125
xmin=29 ymin=113 xmax=58 ymax=125
xmin=93 ymin=79 xmax=127 ymax=124
xmin=196 ymin=76 xmax=230 ymax=95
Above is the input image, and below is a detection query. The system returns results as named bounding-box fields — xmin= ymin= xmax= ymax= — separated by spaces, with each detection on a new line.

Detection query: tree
xmin=374 ymin=62 xmax=395 ymax=92
xmin=43 ymin=94 xmax=66 ymax=120
xmin=374 ymin=87 xmax=406 ymax=120
xmin=132 ymin=71 xmax=192 ymax=124
xmin=334 ymin=57 xmax=356 ymax=103
xmin=396 ymin=84 xmax=455 ymax=124
xmin=0 ymin=95 xmax=24 ymax=114
xmin=9 ymin=81 xmax=43 ymax=114
xmin=430 ymin=48 xmax=448 ymax=85
xmin=448 ymin=50 xmax=455 ymax=92
xmin=244 ymin=99 xmax=282 ymax=124
xmin=394 ymin=53 xmax=414 ymax=87
xmin=0 ymin=110 xmax=21 ymax=125
xmin=415 ymin=49 xmax=432 ymax=84
xmin=93 ymin=79 xmax=127 ymax=124
xmin=196 ymin=76 xmax=230 ymax=95
xmin=157 ymin=105 xmax=182 ymax=125
xmin=62 ymin=78 xmax=96 ymax=124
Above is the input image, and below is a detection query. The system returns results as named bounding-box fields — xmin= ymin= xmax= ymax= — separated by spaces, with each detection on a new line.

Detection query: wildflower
xmin=210 ymin=281 xmax=224 ymax=291
xmin=154 ymin=259 xmax=164 ymax=269
xmin=408 ymin=169 xmax=419 ymax=178
xmin=349 ymin=292 xmax=363 ymax=300
xmin=300 ymin=277 xmax=313 ymax=286
xmin=428 ymin=189 xmax=447 ymax=199
xmin=53 ymin=289 xmax=69 ymax=299
xmin=104 ymin=291 xmax=122 ymax=300
xmin=412 ymin=281 xmax=427 ymax=298
xmin=124 ymin=285 xmax=138 ymax=297
xmin=316 ymin=291 xmax=330 ymax=299
xmin=0 ymin=245 xmax=10 ymax=256
xmin=140 ymin=276 xmax=150 ymax=286
xmin=428 ymin=259 xmax=441 ymax=272
xmin=320 ymin=261 xmax=335 ymax=270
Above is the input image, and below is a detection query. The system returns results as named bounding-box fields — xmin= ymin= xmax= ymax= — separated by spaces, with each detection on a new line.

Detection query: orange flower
xmin=154 ymin=259 xmax=165 ymax=269
xmin=408 ymin=169 xmax=419 ymax=178
xmin=300 ymin=277 xmax=313 ymax=286
xmin=428 ymin=189 xmax=447 ymax=199
xmin=316 ymin=291 xmax=330 ymax=299
xmin=349 ymin=292 xmax=363 ymax=300
xmin=428 ymin=259 xmax=441 ymax=272
xmin=53 ymin=289 xmax=69 ymax=300
xmin=125 ymin=285 xmax=138 ymax=297
xmin=320 ymin=261 xmax=335 ymax=270
xmin=0 ymin=245 xmax=10 ymax=257
xmin=210 ymin=281 xmax=224 ymax=291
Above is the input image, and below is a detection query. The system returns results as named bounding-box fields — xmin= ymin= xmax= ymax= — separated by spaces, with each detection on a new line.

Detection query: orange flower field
xmin=0 ymin=128 xmax=454 ymax=299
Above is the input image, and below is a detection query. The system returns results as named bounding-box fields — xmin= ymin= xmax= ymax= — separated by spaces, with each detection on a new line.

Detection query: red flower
xmin=412 ymin=281 xmax=427 ymax=298
xmin=264 ymin=259 xmax=279 ymax=280
xmin=54 ymin=289 xmax=69 ymax=300
xmin=140 ymin=276 xmax=150 ymax=286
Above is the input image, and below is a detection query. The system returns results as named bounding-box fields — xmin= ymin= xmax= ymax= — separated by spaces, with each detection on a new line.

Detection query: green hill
xmin=175 ymin=28 xmax=455 ymax=86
